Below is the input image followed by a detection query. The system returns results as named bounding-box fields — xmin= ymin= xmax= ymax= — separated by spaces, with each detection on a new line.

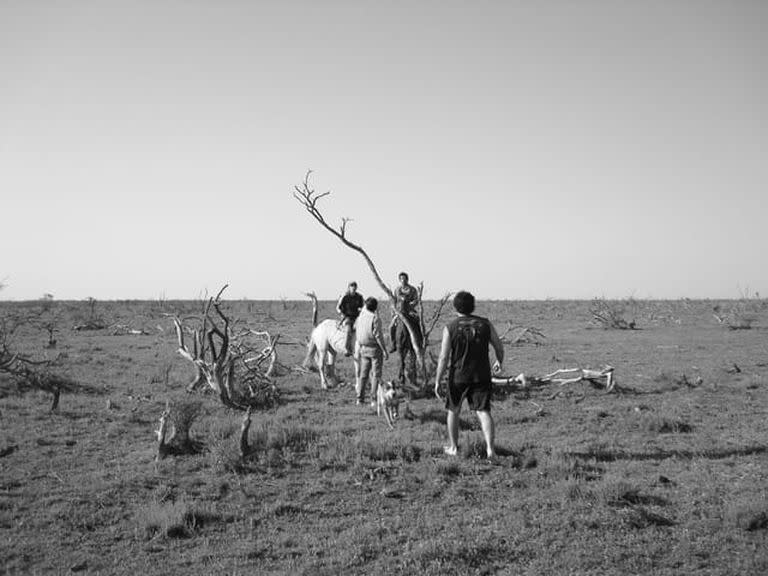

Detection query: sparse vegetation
xmin=590 ymin=297 xmax=637 ymax=330
xmin=713 ymin=290 xmax=762 ymax=330
xmin=1 ymin=298 xmax=767 ymax=575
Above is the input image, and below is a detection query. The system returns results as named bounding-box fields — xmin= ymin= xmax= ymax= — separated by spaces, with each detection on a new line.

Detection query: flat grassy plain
xmin=1 ymin=298 xmax=767 ymax=575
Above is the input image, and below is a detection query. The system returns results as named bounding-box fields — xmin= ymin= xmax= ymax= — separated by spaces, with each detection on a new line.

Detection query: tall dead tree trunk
xmin=294 ymin=171 xmax=427 ymax=382
xmin=305 ymin=291 xmax=319 ymax=327
xmin=416 ymin=283 xmax=452 ymax=377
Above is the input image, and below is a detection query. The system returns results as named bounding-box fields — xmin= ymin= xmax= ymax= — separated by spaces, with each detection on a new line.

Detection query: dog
xmin=376 ymin=380 xmax=402 ymax=429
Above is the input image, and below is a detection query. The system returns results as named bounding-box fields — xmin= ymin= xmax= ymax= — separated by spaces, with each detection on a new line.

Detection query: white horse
xmin=303 ymin=319 xmax=359 ymax=389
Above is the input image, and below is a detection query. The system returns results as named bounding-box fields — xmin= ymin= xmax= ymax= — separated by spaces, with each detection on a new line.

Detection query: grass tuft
xmin=135 ymin=497 xmax=219 ymax=540
xmin=598 ymin=478 xmax=642 ymax=506
xmin=643 ymin=414 xmax=693 ymax=434
xmin=727 ymin=501 xmax=768 ymax=531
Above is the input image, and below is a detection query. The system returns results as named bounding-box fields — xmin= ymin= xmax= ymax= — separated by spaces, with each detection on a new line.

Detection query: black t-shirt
xmin=339 ymin=292 xmax=364 ymax=319
xmin=447 ymin=315 xmax=492 ymax=384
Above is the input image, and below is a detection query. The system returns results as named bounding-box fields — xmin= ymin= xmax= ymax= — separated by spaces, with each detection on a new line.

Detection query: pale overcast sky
xmin=1 ymin=0 xmax=766 ymax=301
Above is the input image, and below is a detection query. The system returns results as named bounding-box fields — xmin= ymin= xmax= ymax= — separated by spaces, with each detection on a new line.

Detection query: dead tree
xmin=0 ymin=354 xmax=79 ymax=411
xmin=541 ymin=366 xmax=616 ymax=396
xmin=294 ymin=171 xmax=427 ymax=380
xmin=415 ymin=284 xmax=452 ymax=377
xmin=155 ymin=403 xmax=172 ymax=460
xmin=590 ymin=298 xmax=637 ymax=330
xmin=1 ymin=314 xmax=80 ymax=411
xmin=73 ymin=297 xmax=109 ymax=331
xmin=169 ymin=286 xmax=280 ymax=462
xmin=495 ymin=365 xmax=616 ymax=398
xmin=172 ymin=285 xmax=279 ymax=411
xmin=155 ymin=399 xmax=204 ymax=460
xmin=712 ymin=294 xmax=759 ymax=330
xmin=239 ymin=406 xmax=253 ymax=460
xmin=305 ymin=291 xmax=319 ymax=327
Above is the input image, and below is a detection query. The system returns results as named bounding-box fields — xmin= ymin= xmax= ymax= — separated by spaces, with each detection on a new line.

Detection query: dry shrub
xmin=713 ymin=291 xmax=762 ymax=330
xmin=249 ymin=421 xmax=320 ymax=454
xmin=206 ymin=421 xmax=245 ymax=474
xmin=168 ymin=399 xmax=203 ymax=450
xmin=590 ymin=298 xmax=637 ymax=330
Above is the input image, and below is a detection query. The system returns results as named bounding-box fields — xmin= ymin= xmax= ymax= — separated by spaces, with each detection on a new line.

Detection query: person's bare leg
xmin=476 ymin=410 xmax=496 ymax=458
xmin=445 ymin=408 xmax=461 ymax=455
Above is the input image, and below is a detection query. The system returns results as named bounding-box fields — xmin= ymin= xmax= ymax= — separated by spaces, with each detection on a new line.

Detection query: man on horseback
xmin=336 ymin=281 xmax=364 ymax=356
xmin=389 ymin=272 xmax=422 ymax=387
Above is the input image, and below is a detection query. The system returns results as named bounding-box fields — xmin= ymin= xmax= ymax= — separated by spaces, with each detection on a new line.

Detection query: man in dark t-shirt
xmin=388 ymin=272 xmax=422 ymax=386
xmin=434 ymin=291 xmax=504 ymax=459
xmin=336 ymin=281 xmax=364 ymax=356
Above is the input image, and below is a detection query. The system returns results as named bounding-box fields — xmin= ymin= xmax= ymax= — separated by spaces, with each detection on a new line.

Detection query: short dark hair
xmin=398 ymin=272 xmax=409 ymax=282
xmin=364 ymin=297 xmax=378 ymax=312
xmin=348 ymin=281 xmax=357 ymax=288
xmin=453 ymin=291 xmax=475 ymax=314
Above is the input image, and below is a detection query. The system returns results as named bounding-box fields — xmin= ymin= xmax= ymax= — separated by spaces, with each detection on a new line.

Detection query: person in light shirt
xmin=354 ymin=297 xmax=389 ymax=406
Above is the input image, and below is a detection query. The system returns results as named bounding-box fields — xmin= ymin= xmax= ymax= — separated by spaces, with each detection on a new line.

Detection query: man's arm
xmin=489 ymin=322 xmax=504 ymax=374
xmin=434 ymin=326 xmax=450 ymax=399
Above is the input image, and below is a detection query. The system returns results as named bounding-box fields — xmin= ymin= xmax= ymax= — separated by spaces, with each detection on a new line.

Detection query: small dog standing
xmin=376 ymin=380 xmax=402 ymax=429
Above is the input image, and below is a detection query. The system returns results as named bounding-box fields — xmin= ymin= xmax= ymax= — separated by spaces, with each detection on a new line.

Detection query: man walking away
xmin=434 ymin=291 xmax=504 ymax=459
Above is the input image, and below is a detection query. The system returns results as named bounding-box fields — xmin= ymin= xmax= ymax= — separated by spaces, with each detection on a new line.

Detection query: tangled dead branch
xmin=712 ymin=295 xmax=760 ymax=330
xmin=494 ymin=365 xmax=616 ymax=399
xmin=590 ymin=298 xmax=637 ymax=330
xmin=172 ymin=285 xmax=279 ymax=411
xmin=415 ymin=285 xmax=452 ymax=377
xmin=1 ymin=314 xmax=83 ymax=411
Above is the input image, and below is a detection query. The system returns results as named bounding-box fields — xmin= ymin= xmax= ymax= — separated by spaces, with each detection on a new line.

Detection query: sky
xmin=1 ymin=0 xmax=766 ymax=302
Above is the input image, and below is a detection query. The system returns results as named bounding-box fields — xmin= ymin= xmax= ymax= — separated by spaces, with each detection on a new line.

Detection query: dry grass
xmin=1 ymin=298 xmax=767 ymax=575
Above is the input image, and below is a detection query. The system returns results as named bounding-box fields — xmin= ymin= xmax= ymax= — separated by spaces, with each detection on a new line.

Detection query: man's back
xmin=355 ymin=308 xmax=381 ymax=347
xmin=447 ymin=315 xmax=492 ymax=384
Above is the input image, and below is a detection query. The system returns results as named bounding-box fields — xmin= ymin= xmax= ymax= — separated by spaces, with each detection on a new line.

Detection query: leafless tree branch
xmin=294 ymin=171 xmax=426 ymax=376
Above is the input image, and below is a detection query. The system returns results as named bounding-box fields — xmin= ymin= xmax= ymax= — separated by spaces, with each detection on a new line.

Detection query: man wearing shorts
xmin=434 ymin=291 xmax=504 ymax=459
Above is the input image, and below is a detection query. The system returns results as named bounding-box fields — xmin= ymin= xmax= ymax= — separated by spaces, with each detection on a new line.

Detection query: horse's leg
xmin=317 ymin=345 xmax=329 ymax=389
xmin=328 ymin=353 xmax=339 ymax=387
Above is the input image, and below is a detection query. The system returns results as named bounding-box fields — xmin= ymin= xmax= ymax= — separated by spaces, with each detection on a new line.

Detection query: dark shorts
xmin=445 ymin=380 xmax=492 ymax=412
